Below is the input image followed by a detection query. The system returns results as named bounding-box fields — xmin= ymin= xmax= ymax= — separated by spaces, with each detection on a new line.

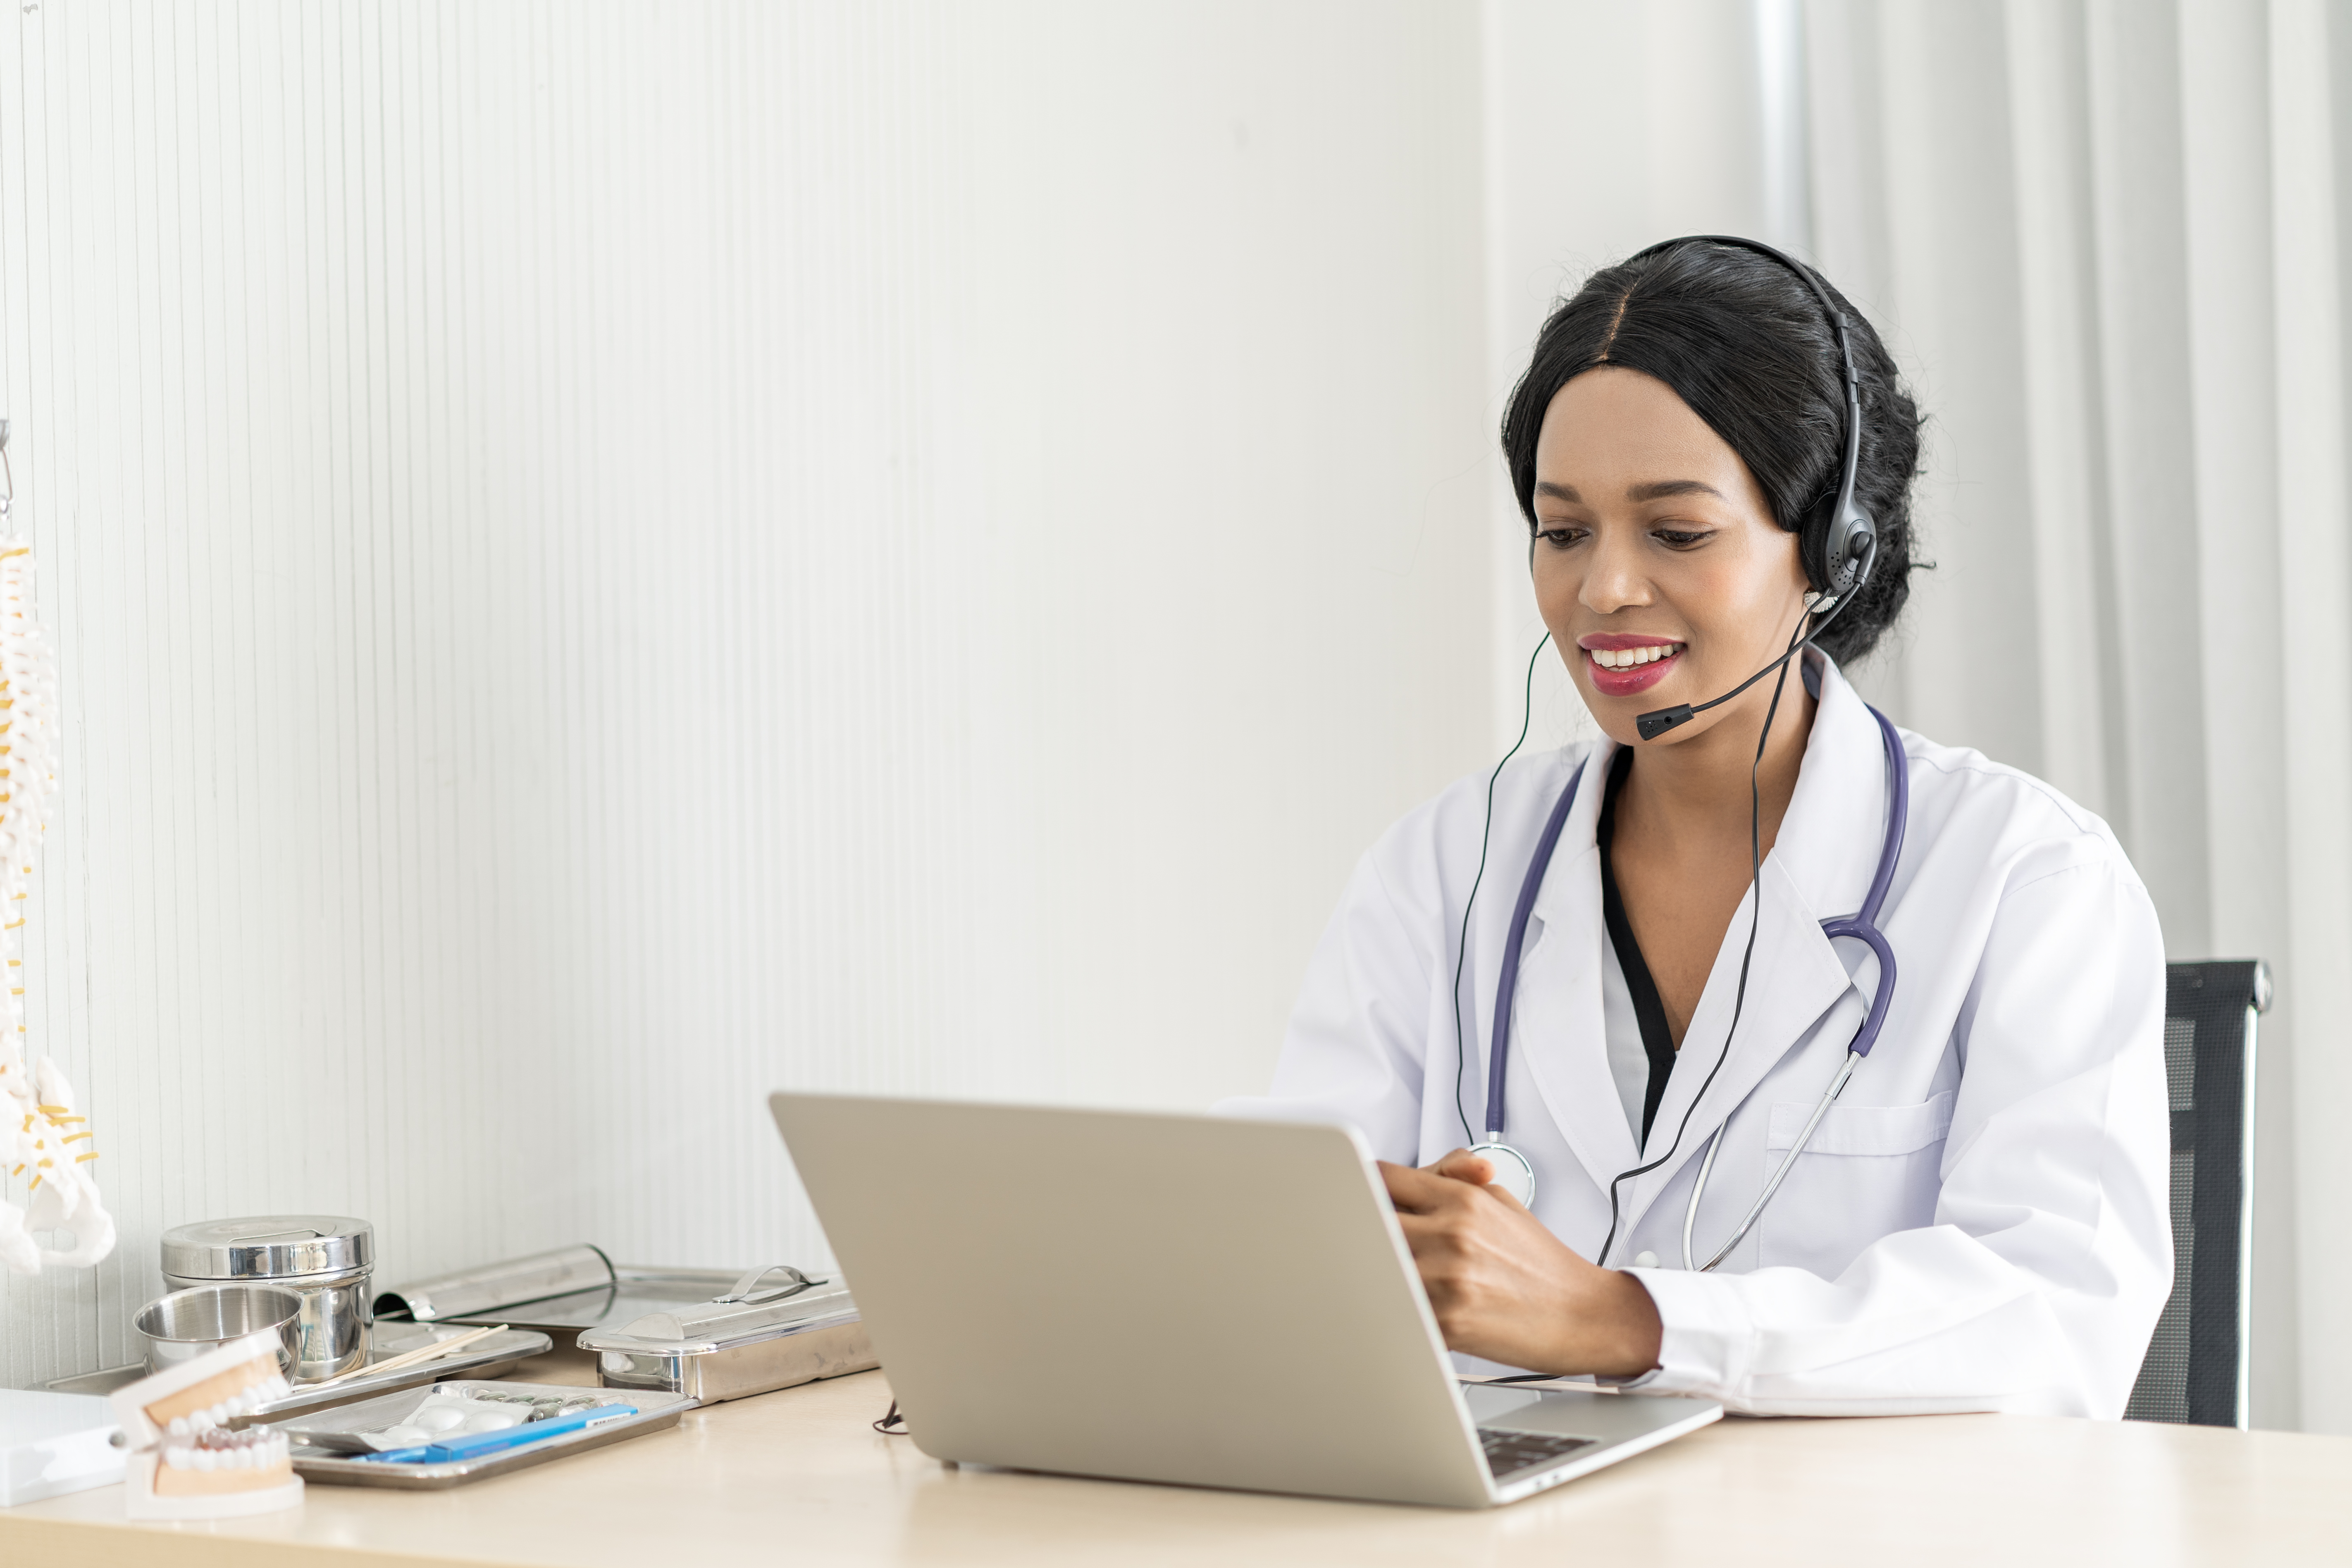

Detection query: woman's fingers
xmin=1429 ymin=1148 xmax=1496 ymax=1186
xmin=1380 ymin=1151 xmax=1514 ymax=1214
xmin=1379 ymin=1159 xmax=1473 ymax=1213
xmin=1391 ymin=1212 xmax=1444 ymax=1264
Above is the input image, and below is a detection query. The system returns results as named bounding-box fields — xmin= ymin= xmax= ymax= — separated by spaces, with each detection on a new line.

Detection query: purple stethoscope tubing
xmin=1478 ymin=703 xmax=1908 ymax=1231
xmin=1820 ymin=702 xmax=1908 ymax=1060
xmin=1481 ymin=762 xmax=1588 ymax=1141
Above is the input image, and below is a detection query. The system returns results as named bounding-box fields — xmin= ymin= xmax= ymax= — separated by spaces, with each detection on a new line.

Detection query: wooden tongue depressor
xmin=305 ymin=1322 xmax=508 ymax=1391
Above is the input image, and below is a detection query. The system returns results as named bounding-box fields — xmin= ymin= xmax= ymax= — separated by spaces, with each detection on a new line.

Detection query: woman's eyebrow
xmin=1534 ymin=481 xmax=1581 ymax=503
xmin=1626 ymin=479 xmax=1726 ymax=501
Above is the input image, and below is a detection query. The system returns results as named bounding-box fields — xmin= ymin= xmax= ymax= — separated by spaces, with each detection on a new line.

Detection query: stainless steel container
xmin=134 ymin=1284 xmax=304 ymax=1377
xmin=579 ymin=1267 xmax=877 ymax=1404
xmin=161 ymin=1216 xmax=375 ymax=1382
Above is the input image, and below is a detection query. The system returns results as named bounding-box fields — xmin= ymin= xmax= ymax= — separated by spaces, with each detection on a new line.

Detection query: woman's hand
xmin=1381 ymin=1150 xmax=1664 ymax=1378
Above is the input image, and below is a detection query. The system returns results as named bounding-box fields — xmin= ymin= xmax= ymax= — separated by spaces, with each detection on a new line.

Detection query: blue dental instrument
xmin=357 ymin=1403 xmax=639 ymax=1465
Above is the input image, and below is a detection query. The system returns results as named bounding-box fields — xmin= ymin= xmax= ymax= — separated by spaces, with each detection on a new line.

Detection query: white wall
xmin=0 ymin=0 xmax=1494 ymax=1388
xmin=1479 ymin=0 xmax=1794 ymax=754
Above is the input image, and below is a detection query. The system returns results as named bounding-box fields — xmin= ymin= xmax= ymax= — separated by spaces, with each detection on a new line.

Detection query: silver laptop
xmin=768 ymin=1093 xmax=1721 ymax=1508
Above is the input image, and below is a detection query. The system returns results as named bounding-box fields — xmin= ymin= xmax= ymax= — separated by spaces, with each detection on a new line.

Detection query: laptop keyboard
xmin=1477 ymin=1427 xmax=1598 ymax=1479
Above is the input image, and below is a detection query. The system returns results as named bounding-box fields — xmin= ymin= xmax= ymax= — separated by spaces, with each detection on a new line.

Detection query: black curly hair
xmin=1500 ymin=239 xmax=1924 ymax=665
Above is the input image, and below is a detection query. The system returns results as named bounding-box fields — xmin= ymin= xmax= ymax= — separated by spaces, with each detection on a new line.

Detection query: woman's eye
xmin=1534 ymin=525 xmax=1586 ymax=549
xmin=1653 ymin=528 xmax=1713 ymax=548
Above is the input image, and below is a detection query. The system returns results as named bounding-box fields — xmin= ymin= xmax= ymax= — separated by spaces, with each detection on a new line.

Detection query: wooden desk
xmin=5 ymin=1350 xmax=2348 ymax=1568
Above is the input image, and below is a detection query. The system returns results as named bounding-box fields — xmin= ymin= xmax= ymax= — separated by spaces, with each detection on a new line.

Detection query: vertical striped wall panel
xmin=0 ymin=0 xmax=1492 ymax=1387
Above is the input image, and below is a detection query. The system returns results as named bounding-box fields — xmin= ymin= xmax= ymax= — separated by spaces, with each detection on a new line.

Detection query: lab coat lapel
xmin=1617 ymin=864 xmax=1850 ymax=1226
xmin=1504 ymin=748 xmax=1645 ymax=1186
xmin=1614 ymin=655 xmax=1895 ymax=1229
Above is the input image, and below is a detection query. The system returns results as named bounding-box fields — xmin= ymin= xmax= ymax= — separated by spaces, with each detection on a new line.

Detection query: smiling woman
xmin=1221 ymin=237 xmax=2176 ymax=1419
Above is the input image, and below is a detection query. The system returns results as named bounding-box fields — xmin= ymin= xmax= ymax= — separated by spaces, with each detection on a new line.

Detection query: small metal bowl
xmin=134 ymin=1284 xmax=303 ymax=1377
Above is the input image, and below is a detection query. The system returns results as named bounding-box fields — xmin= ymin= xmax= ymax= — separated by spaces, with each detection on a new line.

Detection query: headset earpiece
xmin=1620 ymin=232 xmax=1876 ymax=622
xmin=1819 ymin=497 xmax=1877 ymax=602
xmin=1625 ymin=234 xmax=1877 ymax=740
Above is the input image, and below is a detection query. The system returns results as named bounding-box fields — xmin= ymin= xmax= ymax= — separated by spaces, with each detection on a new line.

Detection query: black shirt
xmin=1596 ymin=746 xmax=1679 ymax=1143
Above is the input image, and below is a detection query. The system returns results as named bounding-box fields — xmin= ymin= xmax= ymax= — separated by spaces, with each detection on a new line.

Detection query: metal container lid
xmin=578 ymin=1274 xmax=857 ymax=1358
xmin=160 ymin=1215 xmax=375 ymax=1281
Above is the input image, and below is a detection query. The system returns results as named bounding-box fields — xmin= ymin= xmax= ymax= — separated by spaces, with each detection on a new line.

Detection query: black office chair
xmin=2123 ymin=959 xmax=2268 ymax=1428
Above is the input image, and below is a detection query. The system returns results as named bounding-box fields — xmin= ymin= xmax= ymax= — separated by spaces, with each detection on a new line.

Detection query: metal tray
xmin=43 ymin=1323 xmax=552 ymax=1423
xmin=268 ymin=1379 xmax=692 ymax=1489
xmin=424 ymin=1267 xmax=761 ymax=1335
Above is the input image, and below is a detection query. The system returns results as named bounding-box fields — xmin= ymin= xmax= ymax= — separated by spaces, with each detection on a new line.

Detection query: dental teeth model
xmin=160 ymin=1369 xmax=295 ymax=1435
xmin=0 ymin=532 xmax=110 ymax=1276
xmin=157 ymin=1427 xmax=295 ymax=1484
xmin=109 ymin=1330 xmax=305 ymax=1519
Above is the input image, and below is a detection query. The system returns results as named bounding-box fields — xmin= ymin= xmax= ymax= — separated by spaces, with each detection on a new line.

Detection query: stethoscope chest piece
xmin=1467 ymin=1141 xmax=1535 ymax=1209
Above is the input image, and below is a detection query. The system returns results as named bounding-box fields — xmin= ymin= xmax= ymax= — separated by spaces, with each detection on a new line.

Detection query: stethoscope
xmin=1468 ymin=702 xmax=1908 ymax=1272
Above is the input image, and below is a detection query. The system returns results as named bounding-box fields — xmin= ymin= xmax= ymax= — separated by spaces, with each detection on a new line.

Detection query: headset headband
xmin=1617 ymin=235 xmax=1875 ymax=604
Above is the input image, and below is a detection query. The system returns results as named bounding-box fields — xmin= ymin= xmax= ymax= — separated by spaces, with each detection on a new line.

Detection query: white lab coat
xmin=1228 ymin=652 xmax=2172 ymax=1418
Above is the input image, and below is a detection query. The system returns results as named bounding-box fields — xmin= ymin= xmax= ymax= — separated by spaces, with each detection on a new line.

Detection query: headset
xmin=1625 ymin=234 xmax=1877 ymax=740
xmin=1449 ymin=235 xmax=1883 ymax=1266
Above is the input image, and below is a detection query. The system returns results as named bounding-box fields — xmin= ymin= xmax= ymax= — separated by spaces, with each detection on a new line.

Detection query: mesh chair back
xmin=2123 ymin=959 xmax=2266 ymax=1428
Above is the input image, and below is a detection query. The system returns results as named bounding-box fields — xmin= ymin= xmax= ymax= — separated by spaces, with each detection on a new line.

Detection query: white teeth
xmin=1591 ymin=643 xmax=1682 ymax=670
xmin=168 ymin=1416 xmax=190 ymax=1437
xmin=194 ymin=1448 xmax=217 ymax=1473
xmin=164 ymin=1446 xmax=192 ymax=1470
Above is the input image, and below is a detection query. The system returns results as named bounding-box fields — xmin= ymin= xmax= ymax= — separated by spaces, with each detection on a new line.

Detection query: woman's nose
xmin=1578 ymin=527 xmax=1651 ymax=616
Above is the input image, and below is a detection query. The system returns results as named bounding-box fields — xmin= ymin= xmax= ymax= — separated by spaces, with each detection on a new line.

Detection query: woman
xmin=1232 ymin=238 xmax=2171 ymax=1417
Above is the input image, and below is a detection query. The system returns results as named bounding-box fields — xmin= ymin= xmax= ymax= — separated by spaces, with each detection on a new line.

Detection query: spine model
xmin=0 ymin=535 xmax=110 ymax=1273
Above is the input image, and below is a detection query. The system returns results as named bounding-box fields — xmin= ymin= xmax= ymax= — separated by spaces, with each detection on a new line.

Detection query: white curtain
xmin=1804 ymin=0 xmax=2352 ymax=1437
xmin=1485 ymin=0 xmax=2352 ymax=1430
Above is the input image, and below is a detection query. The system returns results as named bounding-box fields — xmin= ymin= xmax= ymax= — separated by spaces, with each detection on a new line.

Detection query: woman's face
xmin=1528 ymin=367 xmax=1813 ymax=748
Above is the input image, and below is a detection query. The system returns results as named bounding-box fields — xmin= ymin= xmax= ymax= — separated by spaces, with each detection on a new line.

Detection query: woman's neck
xmin=1615 ymin=674 xmax=1817 ymax=861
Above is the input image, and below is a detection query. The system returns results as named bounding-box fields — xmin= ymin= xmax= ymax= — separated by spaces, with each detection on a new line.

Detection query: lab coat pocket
xmin=1756 ymin=1090 xmax=1954 ymax=1279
